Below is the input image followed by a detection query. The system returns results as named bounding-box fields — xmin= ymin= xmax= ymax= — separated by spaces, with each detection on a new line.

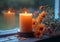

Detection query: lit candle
xmin=19 ymin=12 xmax=32 ymax=33
xmin=4 ymin=11 xmax=15 ymax=29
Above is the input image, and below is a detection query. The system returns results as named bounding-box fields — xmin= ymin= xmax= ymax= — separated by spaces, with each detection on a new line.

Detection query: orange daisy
xmin=34 ymin=24 xmax=46 ymax=38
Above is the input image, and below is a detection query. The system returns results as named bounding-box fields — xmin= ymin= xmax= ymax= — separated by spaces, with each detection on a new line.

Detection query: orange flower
xmin=39 ymin=24 xmax=46 ymax=31
xmin=34 ymin=24 xmax=46 ymax=38
xmin=36 ymin=17 xmax=40 ymax=23
xmin=35 ymin=11 xmax=47 ymax=23
xmin=36 ymin=24 xmax=46 ymax=33
xmin=36 ymin=16 xmax=44 ymax=23
xmin=32 ymin=11 xmax=47 ymax=38
xmin=39 ymin=11 xmax=47 ymax=17
xmin=37 ymin=16 xmax=44 ymax=22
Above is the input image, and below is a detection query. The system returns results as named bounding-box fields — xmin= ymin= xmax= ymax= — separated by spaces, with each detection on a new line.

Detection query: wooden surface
xmin=0 ymin=35 xmax=49 ymax=42
xmin=0 ymin=28 xmax=60 ymax=42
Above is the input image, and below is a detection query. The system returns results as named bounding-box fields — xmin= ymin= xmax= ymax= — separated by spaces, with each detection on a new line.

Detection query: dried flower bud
xmin=50 ymin=22 xmax=54 ymax=27
xmin=39 ymin=6 xmax=46 ymax=10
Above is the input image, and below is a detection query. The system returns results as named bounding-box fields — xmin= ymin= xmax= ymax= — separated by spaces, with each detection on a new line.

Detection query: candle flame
xmin=8 ymin=11 xmax=11 ymax=14
xmin=25 ymin=11 xmax=27 ymax=14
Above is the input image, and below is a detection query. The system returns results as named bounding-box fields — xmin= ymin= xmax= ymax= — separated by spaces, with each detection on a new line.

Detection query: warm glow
xmin=20 ymin=12 xmax=32 ymax=16
xmin=25 ymin=11 xmax=27 ymax=14
xmin=8 ymin=11 xmax=11 ymax=14
xmin=20 ymin=11 xmax=32 ymax=33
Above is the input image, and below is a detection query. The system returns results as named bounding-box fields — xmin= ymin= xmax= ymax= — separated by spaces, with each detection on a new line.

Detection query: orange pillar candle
xmin=19 ymin=12 xmax=32 ymax=33
xmin=4 ymin=11 xmax=15 ymax=29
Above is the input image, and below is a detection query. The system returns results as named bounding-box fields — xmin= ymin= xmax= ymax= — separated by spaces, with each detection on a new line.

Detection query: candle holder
xmin=17 ymin=32 xmax=34 ymax=38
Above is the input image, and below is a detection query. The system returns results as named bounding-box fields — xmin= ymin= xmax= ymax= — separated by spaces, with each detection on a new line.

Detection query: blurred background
xmin=0 ymin=0 xmax=60 ymax=33
xmin=0 ymin=0 xmax=54 ymax=10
